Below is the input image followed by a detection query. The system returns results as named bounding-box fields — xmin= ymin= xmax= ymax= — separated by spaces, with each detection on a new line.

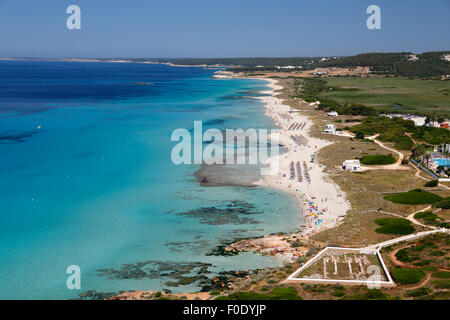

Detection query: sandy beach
xmin=225 ymin=78 xmax=352 ymax=263
xmin=256 ymin=78 xmax=351 ymax=236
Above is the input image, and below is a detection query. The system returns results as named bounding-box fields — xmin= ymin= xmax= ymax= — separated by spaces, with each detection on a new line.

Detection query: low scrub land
xmin=322 ymin=77 xmax=450 ymax=116
xmin=432 ymin=197 xmax=450 ymax=209
xmin=380 ymin=233 xmax=450 ymax=299
xmin=391 ymin=267 xmax=425 ymax=285
xmin=424 ymin=180 xmax=439 ymax=187
xmin=216 ymin=287 xmax=302 ymax=300
xmin=413 ymin=211 xmax=449 ymax=228
xmin=361 ymin=154 xmax=396 ymax=165
xmin=384 ymin=189 xmax=442 ymax=205
xmin=374 ymin=218 xmax=415 ymax=235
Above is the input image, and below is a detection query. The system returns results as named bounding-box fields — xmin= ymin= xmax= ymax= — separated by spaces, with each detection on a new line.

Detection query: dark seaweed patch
xmin=97 ymin=261 xmax=213 ymax=288
xmin=75 ymin=290 xmax=118 ymax=300
xmin=0 ymin=129 xmax=39 ymax=144
xmin=172 ymin=201 xmax=263 ymax=225
xmin=203 ymin=118 xmax=227 ymax=126
xmin=164 ymin=239 xmax=210 ymax=254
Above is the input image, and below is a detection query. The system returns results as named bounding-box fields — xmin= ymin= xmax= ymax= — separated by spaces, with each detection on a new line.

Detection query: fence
xmin=410 ymin=158 xmax=440 ymax=180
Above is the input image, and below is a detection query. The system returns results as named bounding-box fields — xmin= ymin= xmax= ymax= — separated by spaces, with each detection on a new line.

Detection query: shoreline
xmin=256 ymin=78 xmax=351 ymax=237
xmin=223 ymin=76 xmax=351 ymax=263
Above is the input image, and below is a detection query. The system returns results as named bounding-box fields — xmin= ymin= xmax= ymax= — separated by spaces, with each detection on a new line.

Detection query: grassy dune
xmin=322 ymin=77 xmax=450 ymax=115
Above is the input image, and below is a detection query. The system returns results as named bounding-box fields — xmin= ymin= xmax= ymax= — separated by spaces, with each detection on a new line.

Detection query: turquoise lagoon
xmin=0 ymin=61 xmax=300 ymax=299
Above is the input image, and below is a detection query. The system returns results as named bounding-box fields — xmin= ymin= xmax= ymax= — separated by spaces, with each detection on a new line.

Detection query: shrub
xmin=405 ymin=288 xmax=430 ymax=297
xmin=394 ymin=135 xmax=414 ymax=150
xmin=219 ymin=288 xmax=302 ymax=300
xmin=219 ymin=292 xmax=270 ymax=300
xmin=414 ymin=211 xmax=439 ymax=223
xmin=432 ymin=279 xmax=450 ymax=289
xmin=374 ymin=218 xmax=415 ymax=235
xmin=429 ymin=250 xmax=445 ymax=256
xmin=391 ymin=268 xmax=425 ymax=285
xmin=419 ymin=266 xmax=438 ymax=272
xmin=306 ymin=247 xmax=321 ymax=257
xmin=355 ymin=131 xmax=365 ymax=139
xmin=384 ymin=189 xmax=442 ymax=205
xmin=361 ymin=154 xmax=396 ymax=165
xmin=432 ymin=271 xmax=450 ymax=279
xmin=291 ymin=240 xmax=302 ymax=248
xmin=338 ymin=104 xmax=378 ymax=116
xmin=332 ymin=290 xmax=345 ymax=297
xmin=424 ymin=180 xmax=438 ymax=187
xmin=346 ymin=289 xmax=390 ymax=300
xmin=432 ymin=197 xmax=450 ymax=209
xmin=395 ymin=248 xmax=414 ymax=262
xmin=270 ymin=288 xmax=302 ymax=300
xmin=344 ymin=119 xmax=362 ymax=123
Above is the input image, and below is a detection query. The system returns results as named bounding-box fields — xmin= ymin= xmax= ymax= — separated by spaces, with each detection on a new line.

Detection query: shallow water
xmin=0 ymin=61 xmax=300 ymax=299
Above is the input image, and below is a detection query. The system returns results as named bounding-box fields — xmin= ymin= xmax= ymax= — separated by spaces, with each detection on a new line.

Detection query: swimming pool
xmin=434 ymin=158 xmax=450 ymax=167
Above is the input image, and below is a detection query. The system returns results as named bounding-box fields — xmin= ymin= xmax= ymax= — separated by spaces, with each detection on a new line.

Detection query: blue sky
xmin=0 ymin=0 xmax=449 ymax=58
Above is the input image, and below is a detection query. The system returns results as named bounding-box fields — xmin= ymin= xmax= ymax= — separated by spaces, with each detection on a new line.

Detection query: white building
xmin=381 ymin=113 xmax=427 ymax=127
xmin=327 ymin=111 xmax=338 ymax=117
xmin=342 ymin=160 xmax=361 ymax=172
xmin=323 ymin=124 xmax=336 ymax=134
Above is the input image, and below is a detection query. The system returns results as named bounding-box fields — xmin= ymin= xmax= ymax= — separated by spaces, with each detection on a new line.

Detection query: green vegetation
xmin=360 ymin=154 xmax=396 ymax=165
xmin=412 ymin=126 xmax=450 ymax=145
xmin=384 ymin=189 xmax=442 ymax=205
xmin=374 ymin=218 xmax=415 ymax=235
xmin=316 ymin=52 xmax=450 ymax=78
xmin=391 ymin=267 xmax=425 ymax=285
xmin=432 ymin=197 xmax=450 ymax=209
xmin=424 ymin=180 xmax=439 ymax=187
xmin=393 ymin=135 xmax=414 ymax=150
xmin=405 ymin=288 xmax=431 ymax=297
xmin=299 ymin=76 xmax=450 ymax=119
xmin=212 ymin=51 xmax=450 ymax=78
xmin=413 ymin=211 xmax=449 ymax=228
xmin=396 ymin=248 xmax=419 ymax=263
xmin=389 ymin=234 xmax=450 ymax=275
xmin=414 ymin=211 xmax=439 ymax=223
xmin=296 ymin=78 xmax=380 ymax=116
xmin=216 ymin=287 xmax=302 ymax=300
xmin=336 ymin=104 xmax=378 ymax=116
xmin=350 ymin=117 xmax=416 ymax=137
xmin=349 ymin=116 xmax=420 ymax=149
xmin=432 ymin=271 xmax=450 ymax=279
xmin=432 ymin=279 xmax=450 ymax=289
xmin=332 ymin=290 xmax=345 ymax=297
xmin=152 ymin=57 xmax=322 ymax=68
xmin=296 ymin=78 xmax=327 ymax=102
xmin=345 ymin=289 xmax=391 ymax=300
xmin=322 ymin=77 xmax=450 ymax=116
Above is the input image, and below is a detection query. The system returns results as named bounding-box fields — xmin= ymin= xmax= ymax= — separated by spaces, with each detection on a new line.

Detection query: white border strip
xmin=287 ymin=247 xmax=394 ymax=286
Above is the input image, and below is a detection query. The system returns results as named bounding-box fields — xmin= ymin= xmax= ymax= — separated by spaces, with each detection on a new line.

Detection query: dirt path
xmin=406 ymin=205 xmax=436 ymax=229
xmin=407 ymin=273 xmax=431 ymax=291
xmin=409 ymin=160 xmax=450 ymax=190
xmin=389 ymin=245 xmax=414 ymax=268
xmin=359 ymin=134 xmax=409 ymax=171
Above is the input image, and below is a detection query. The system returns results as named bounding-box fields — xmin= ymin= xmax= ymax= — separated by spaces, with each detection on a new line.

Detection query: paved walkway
xmin=363 ymin=229 xmax=443 ymax=252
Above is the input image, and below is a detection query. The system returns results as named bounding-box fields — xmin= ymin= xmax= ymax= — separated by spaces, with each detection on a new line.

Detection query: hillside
xmin=315 ymin=51 xmax=450 ymax=77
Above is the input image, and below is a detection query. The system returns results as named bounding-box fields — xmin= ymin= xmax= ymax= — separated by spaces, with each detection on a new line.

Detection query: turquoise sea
xmin=0 ymin=61 xmax=300 ymax=299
